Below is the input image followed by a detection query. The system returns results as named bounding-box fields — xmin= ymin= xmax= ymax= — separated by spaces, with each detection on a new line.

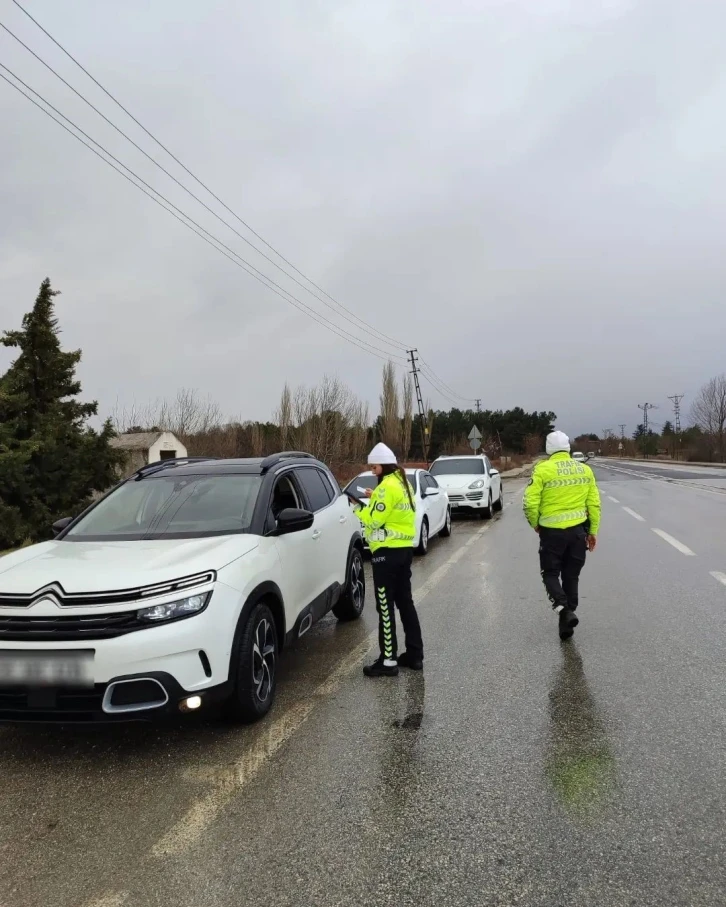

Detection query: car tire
xmin=416 ymin=518 xmax=430 ymax=555
xmin=333 ymin=547 xmax=366 ymax=621
xmin=493 ymin=485 xmax=504 ymax=513
xmin=225 ymin=602 xmax=278 ymax=723
xmin=482 ymin=492 xmax=493 ymax=520
xmin=439 ymin=506 xmax=452 ymax=538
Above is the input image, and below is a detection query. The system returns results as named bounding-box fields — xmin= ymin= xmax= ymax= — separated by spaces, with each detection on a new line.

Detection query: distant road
xmin=595 ymin=458 xmax=726 ymax=486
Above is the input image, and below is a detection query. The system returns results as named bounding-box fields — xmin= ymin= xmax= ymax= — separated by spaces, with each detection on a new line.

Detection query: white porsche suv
xmin=0 ymin=453 xmax=365 ymax=724
xmin=429 ymin=455 xmax=503 ymax=518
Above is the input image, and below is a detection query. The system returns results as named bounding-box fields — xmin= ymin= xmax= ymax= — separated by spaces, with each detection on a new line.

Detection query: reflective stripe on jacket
xmin=356 ymin=472 xmax=416 ymax=552
xmin=523 ymin=452 xmax=601 ymax=534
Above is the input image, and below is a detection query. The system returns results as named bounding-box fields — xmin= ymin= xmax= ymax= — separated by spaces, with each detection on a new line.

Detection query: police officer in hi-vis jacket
xmin=523 ymin=431 xmax=601 ymax=640
xmin=352 ymin=443 xmax=422 ymax=677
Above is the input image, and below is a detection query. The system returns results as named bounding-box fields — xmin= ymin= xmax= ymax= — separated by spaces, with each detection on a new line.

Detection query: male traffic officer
xmin=523 ymin=431 xmax=601 ymax=639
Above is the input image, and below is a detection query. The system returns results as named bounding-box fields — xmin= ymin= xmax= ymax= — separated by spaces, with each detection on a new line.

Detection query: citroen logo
xmin=30 ymin=594 xmax=62 ymax=609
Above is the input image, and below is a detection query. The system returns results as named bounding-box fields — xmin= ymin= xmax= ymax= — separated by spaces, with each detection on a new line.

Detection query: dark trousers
xmin=539 ymin=524 xmax=587 ymax=611
xmin=371 ymin=547 xmax=423 ymax=661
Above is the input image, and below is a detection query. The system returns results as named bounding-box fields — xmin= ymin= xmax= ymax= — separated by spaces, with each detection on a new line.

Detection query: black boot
xmin=558 ymin=608 xmax=579 ymax=640
xmin=363 ymin=656 xmax=399 ymax=678
xmin=397 ymin=651 xmax=423 ymax=671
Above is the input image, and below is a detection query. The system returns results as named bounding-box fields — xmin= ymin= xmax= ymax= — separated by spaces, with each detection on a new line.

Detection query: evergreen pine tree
xmin=0 ymin=278 xmax=124 ymax=548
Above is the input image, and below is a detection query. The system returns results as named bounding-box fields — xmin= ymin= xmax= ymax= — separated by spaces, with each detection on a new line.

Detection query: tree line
xmin=1 ymin=279 xmax=556 ymax=548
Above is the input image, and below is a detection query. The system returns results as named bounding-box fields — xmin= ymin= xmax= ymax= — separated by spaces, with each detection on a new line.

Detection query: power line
xmin=418 ymin=356 xmax=477 ymax=404
xmin=3 ymin=5 xmax=409 ymax=355
xmin=0 ymin=66 xmax=408 ymax=366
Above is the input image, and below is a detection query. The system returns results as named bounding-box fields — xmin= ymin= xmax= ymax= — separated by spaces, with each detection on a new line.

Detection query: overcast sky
xmin=1 ymin=0 xmax=723 ymax=437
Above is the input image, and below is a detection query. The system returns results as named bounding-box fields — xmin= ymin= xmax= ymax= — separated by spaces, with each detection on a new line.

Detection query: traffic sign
xmin=468 ymin=425 xmax=482 ymax=441
xmin=618 ymin=442 xmax=623 ymax=450
xmin=469 ymin=439 xmax=480 ymax=450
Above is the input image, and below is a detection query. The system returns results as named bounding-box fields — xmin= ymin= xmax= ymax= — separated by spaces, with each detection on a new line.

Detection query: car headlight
xmin=468 ymin=479 xmax=485 ymax=489
xmin=137 ymin=591 xmax=211 ymax=623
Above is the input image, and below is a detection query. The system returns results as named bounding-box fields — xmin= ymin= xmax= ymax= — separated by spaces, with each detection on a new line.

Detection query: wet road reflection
xmin=545 ymin=644 xmax=616 ymax=817
xmin=373 ymin=671 xmax=426 ymax=815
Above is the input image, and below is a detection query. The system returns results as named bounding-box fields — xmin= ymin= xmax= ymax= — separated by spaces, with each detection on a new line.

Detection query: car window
xmin=430 ymin=458 xmax=485 ymax=476
xmin=484 ymin=457 xmax=493 ymax=473
xmin=295 ymin=467 xmax=335 ymax=512
xmin=420 ymin=474 xmax=433 ymax=492
xmin=406 ymin=472 xmax=419 ymax=494
xmin=65 ymin=474 xmax=262 ymax=541
xmin=427 ymin=474 xmax=440 ymax=489
xmin=270 ymin=474 xmax=301 ymax=518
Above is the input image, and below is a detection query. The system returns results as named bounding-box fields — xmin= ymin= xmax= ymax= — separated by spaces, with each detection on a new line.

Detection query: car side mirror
xmin=489 ymin=469 xmax=499 ymax=476
xmin=52 ymin=517 xmax=73 ymax=536
xmin=424 ymin=487 xmax=439 ymax=496
xmin=275 ymin=507 xmax=314 ymax=535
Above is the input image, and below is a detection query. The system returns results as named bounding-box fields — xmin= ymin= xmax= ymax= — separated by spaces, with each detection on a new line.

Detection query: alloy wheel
xmin=252 ymin=617 xmax=276 ymax=703
xmin=350 ymin=552 xmax=365 ymax=613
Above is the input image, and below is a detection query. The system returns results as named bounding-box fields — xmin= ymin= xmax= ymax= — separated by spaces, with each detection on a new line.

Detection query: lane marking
xmin=651 ymin=529 xmax=696 ymax=556
xmin=82 ymin=894 xmax=129 ymax=907
xmin=709 ymin=571 xmax=726 ymax=586
xmin=622 ymin=507 xmax=645 ymax=522
xmin=153 ymin=522 xmax=493 ymax=858
xmin=607 ymin=496 xmax=620 ymax=503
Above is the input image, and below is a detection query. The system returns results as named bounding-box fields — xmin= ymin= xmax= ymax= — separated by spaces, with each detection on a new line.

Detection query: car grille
xmin=467 ymin=491 xmax=484 ymax=501
xmin=0 ymin=687 xmax=106 ymax=722
xmin=448 ymin=494 xmax=465 ymax=502
xmin=0 ymin=571 xmax=215 ymax=609
xmin=0 ymin=612 xmax=145 ymax=642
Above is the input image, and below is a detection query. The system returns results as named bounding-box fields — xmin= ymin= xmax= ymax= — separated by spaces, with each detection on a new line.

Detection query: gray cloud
xmin=1 ymin=0 xmax=724 ymax=437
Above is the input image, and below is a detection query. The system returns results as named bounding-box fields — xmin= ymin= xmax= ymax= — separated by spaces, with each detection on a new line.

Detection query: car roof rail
xmin=260 ymin=451 xmax=317 ymax=473
xmin=131 ymin=457 xmax=218 ymax=481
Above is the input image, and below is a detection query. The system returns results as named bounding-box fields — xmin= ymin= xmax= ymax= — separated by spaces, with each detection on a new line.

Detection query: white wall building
xmin=110 ymin=431 xmax=188 ymax=477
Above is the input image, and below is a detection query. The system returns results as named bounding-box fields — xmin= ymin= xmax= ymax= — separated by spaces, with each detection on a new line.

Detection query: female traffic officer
xmin=353 ymin=443 xmax=423 ymax=677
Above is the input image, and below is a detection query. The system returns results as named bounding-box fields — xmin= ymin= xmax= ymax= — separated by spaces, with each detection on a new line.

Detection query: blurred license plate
xmin=0 ymin=651 xmax=94 ymax=687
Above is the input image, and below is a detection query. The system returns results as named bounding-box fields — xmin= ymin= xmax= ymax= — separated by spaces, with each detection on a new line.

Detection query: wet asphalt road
xmin=1 ymin=472 xmax=725 ymax=907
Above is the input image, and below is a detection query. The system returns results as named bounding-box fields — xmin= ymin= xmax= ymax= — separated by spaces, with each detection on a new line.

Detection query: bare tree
xmin=401 ymin=372 xmax=413 ymax=462
xmin=379 ymin=361 xmax=401 ymax=452
xmin=691 ymin=374 xmax=726 ymax=461
xmin=276 ymin=383 xmax=293 ymax=450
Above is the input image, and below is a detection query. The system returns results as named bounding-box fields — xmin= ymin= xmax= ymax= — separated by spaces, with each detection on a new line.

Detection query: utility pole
xmin=638 ymin=403 xmax=657 ymax=459
xmin=668 ymin=394 xmax=684 ymax=461
xmin=475 ymin=398 xmax=481 ymax=415
xmin=619 ymin=424 xmax=627 ymax=458
xmin=407 ymin=349 xmax=429 ymax=463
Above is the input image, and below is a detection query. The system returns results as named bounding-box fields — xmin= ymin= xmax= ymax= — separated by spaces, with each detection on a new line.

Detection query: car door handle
xmin=312 ymin=530 xmax=322 ymax=540
xmin=339 ymin=515 xmax=347 ymax=523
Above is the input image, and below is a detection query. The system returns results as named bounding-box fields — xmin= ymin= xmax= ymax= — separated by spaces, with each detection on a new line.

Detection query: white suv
xmin=0 ymin=453 xmax=365 ymax=724
xmin=429 ymin=455 xmax=503 ymax=518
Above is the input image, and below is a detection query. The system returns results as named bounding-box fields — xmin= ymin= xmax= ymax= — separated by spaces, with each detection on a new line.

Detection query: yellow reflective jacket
xmin=523 ymin=452 xmax=601 ymax=534
xmin=356 ymin=472 xmax=416 ymax=552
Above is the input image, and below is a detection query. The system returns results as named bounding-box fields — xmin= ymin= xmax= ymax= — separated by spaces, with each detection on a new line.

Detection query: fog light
xmin=180 ymin=695 xmax=203 ymax=712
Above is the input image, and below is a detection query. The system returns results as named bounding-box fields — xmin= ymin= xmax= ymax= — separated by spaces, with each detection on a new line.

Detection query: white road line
xmin=82 ymin=894 xmax=129 ymax=907
xmin=607 ymin=496 xmax=620 ymax=503
xmin=651 ymin=529 xmax=696 ymax=556
xmin=622 ymin=507 xmax=645 ymax=522
xmin=710 ymin=571 xmax=726 ymax=586
xmin=153 ymin=522 xmax=493 ymax=858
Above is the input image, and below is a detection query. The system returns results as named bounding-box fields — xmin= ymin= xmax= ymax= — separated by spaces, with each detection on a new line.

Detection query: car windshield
xmin=345 ymin=472 xmax=418 ymax=493
xmin=430 ymin=459 xmax=485 ymax=476
xmin=64 ymin=474 xmax=262 ymax=541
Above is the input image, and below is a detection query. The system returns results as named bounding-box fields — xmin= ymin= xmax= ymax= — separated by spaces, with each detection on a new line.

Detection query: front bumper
xmin=0 ymin=671 xmax=233 ymax=723
xmin=446 ymin=488 xmax=488 ymax=510
xmin=0 ymin=582 xmax=241 ymax=722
